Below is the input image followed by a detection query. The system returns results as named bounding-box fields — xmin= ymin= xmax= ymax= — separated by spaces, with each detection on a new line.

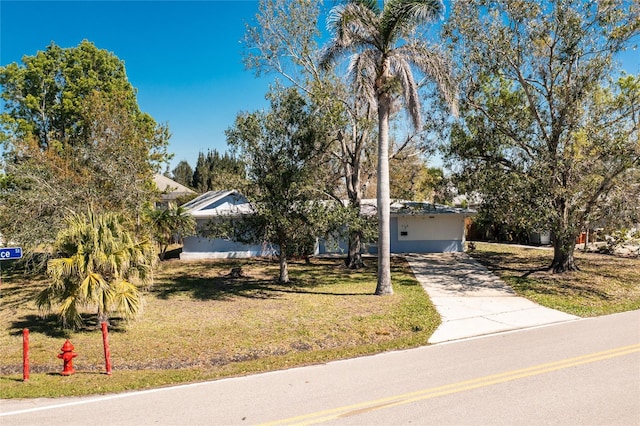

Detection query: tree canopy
xmin=191 ymin=149 xmax=246 ymax=193
xmin=0 ymin=41 xmax=171 ymax=251
xmin=145 ymin=204 xmax=196 ymax=260
xmin=443 ymin=0 xmax=640 ymax=272
xmin=244 ymin=0 xmax=378 ymax=269
xmin=171 ymin=160 xmax=195 ymax=189
xmin=226 ymin=86 xmax=337 ymax=283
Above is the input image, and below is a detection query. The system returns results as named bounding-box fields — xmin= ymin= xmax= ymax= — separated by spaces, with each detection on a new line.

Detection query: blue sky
xmin=1 ymin=1 xmax=639 ymax=173
xmin=1 ymin=0 xmax=278 ymax=171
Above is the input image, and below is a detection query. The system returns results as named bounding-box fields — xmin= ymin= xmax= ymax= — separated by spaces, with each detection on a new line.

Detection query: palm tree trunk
xmin=375 ymin=91 xmax=393 ymax=295
xmin=97 ymin=308 xmax=109 ymax=327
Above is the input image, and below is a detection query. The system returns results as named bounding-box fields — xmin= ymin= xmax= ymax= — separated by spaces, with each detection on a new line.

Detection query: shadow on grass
xmin=520 ymin=267 xmax=551 ymax=277
xmin=9 ymin=314 xmax=69 ymax=338
xmin=471 ymin=250 xmax=551 ymax=277
xmin=9 ymin=314 xmax=129 ymax=337
xmin=154 ymin=273 xmax=303 ymax=301
xmin=273 ymin=285 xmax=370 ymax=297
xmin=506 ymin=276 xmax=613 ymax=301
xmin=154 ymin=273 xmax=372 ymax=300
xmin=153 ymin=257 xmax=386 ymax=300
xmin=0 ymin=376 xmax=25 ymax=383
xmin=160 ymin=246 xmax=183 ymax=260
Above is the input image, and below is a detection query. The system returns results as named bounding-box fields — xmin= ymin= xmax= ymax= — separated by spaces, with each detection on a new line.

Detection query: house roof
xmin=360 ymin=199 xmax=476 ymax=217
xmin=183 ymin=191 xmax=476 ymax=220
xmin=181 ymin=190 xmax=253 ymax=218
xmin=154 ymin=174 xmax=195 ymax=200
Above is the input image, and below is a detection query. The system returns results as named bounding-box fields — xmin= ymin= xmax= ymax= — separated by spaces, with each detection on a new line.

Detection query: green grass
xmin=469 ymin=242 xmax=640 ymax=317
xmin=3 ymin=243 xmax=638 ymax=399
xmin=0 ymin=256 xmax=440 ymax=398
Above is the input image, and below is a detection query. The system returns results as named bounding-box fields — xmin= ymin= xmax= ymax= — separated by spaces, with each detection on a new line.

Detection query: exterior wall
xmin=181 ymin=214 xmax=469 ymax=258
xmin=529 ymin=231 xmax=551 ymax=245
xmin=180 ymin=217 xmax=277 ymax=259
xmin=181 ymin=235 xmax=276 ymax=259
xmin=390 ymin=215 xmax=466 ymax=253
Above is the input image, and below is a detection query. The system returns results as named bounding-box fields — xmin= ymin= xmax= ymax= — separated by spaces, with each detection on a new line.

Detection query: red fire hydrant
xmin=57 ymin=339 xmax=78 ymax=376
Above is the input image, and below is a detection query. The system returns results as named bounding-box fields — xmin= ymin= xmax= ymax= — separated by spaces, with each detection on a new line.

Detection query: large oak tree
xmin=444 ymin=0 xmax=640 ymax=272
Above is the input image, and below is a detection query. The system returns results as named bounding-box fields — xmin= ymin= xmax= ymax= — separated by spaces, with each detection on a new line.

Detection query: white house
xmin=179 ymin=191 xmax=476 ymax=260
xmin=387 ymin=201 xmax=476 ymax=253
xmin=180 ymin=190 xmax=276 ymax=259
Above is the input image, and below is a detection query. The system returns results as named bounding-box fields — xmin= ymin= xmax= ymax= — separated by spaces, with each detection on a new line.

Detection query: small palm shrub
xmin=37 ymin=209 xmax=156 ymax=328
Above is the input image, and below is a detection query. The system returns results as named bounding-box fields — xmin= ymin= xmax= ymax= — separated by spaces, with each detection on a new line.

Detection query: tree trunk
xmin=342 ymin=123 xmax=367 ymax=270
xmin=278 ymin=246 xmax=289 ymax=283
xmin=158 ymin=243 xmax=167 ymax=261
xmin=375 ymin=90 xmax=393 ymax=295
xmin=550 ymin=196 xmax=580 ymax=273
xmin=550 ymin=230 xmax=580 ymax=273
xmin=345 ymin=230 xmax=365 ymax=269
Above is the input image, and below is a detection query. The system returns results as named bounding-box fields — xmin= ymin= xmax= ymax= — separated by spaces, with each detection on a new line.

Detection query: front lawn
xmin=469 ymin=242 xmax=640 ymax=317
xmin=3 ymin=243 xmax=638 ymax=399
xmin=0 ymin=256 xmax=439 ymax=398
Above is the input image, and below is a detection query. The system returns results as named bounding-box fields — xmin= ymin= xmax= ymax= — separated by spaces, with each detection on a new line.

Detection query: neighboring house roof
xmin=154 ymin=174 xmax=195 ymax=200
xmin=181 ymin=190 xmax=254 ymax=219
xmin=451 ymin=192 xmax=483 ymax=208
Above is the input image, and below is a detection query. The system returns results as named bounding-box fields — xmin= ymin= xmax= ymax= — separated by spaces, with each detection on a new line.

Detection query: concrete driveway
xmin=404 ymin=253 xmax=579 ymax=343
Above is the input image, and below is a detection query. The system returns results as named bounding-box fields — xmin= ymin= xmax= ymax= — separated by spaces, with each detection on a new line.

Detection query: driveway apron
xmin=404 ymin=253 xmax=579 ymax=343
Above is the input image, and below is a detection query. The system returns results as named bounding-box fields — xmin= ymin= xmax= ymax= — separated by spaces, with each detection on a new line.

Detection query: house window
xmin=399 ymin=222 xmax=409 ymax=239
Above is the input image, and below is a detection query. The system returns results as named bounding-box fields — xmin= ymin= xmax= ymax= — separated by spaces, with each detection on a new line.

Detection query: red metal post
xmin=23 ymin=328 xmax=29 ymax=381
xmin=101 ymin=322 xmax=112 ymax=375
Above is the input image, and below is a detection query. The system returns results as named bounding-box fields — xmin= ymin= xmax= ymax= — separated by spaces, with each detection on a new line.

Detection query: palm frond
xmin=380 ymin=0 xmax=444 ymax=45
xmin=351 ymin=0 xmax=379 ymax=14
xmin=59 ymin=294 xmax=83 ymax=329
xmin=400 ymin=41 xmax=458 ymax=116
xmin=47 ymin=257 xmax=76 ymax=281
xmin=348 ymin=50 xmax=379 ymax=109
xmin=79 ymin=272 xmax=108 ymax=301
xmin=112 ymin=279 xmax=142 ymax=320
xmin=319 ymin=42 xmax=345 ymax=72
xmin=391 ymin=56 xmax=422 ymax=128
xmin=35 ymin=285 xmax=56 ymax=312
xmin=321 ymin=1 xmax=382 ymax=71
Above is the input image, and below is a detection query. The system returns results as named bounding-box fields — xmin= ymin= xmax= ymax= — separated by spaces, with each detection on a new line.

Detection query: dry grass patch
xmin=0 ymin=256 xmax=439 ymax=398
xmin=470 ymin=242 xmax=640 ymax=316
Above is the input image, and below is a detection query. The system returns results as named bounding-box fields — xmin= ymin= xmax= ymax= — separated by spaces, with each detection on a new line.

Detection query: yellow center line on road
xmin=260 ymin=343 xmax=640 ymax=426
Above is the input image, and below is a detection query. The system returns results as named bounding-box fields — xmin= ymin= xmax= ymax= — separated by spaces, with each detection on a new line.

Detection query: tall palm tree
xmin=37 ymin=209 xmax=156 ymax=328
xmin=320 ymin=0 xmax=457 ymax=295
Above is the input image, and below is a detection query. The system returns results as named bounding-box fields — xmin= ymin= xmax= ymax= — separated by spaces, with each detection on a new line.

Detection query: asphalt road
xmin=2 ymin=310 xmax=639 ymax=425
